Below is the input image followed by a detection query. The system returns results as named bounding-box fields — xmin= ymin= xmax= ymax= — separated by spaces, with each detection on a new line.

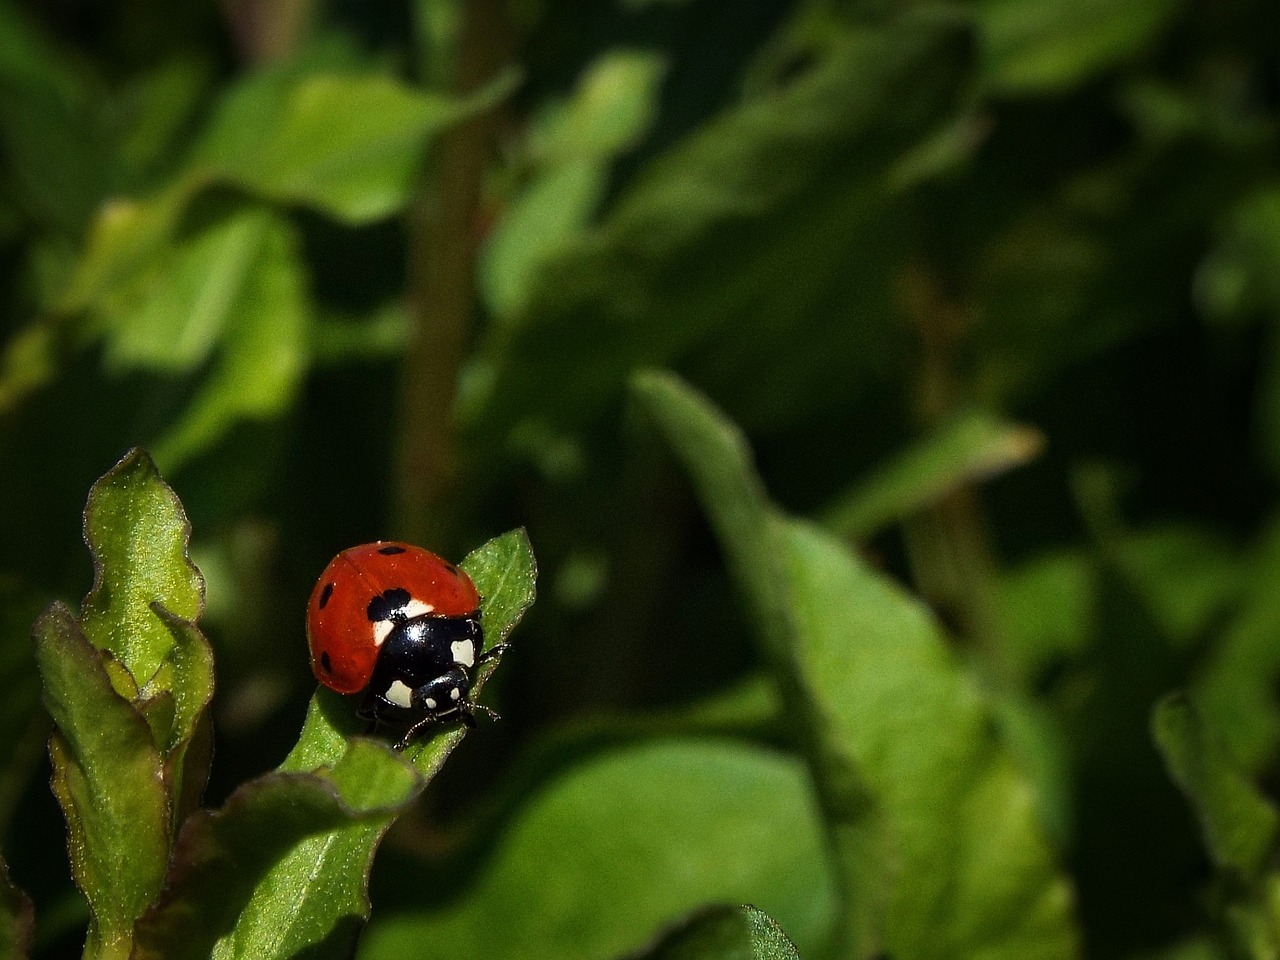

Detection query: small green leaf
xmin=147 ymin=209 xmax=309 ymax=471
xmin=97 ymin=209 xmax=272 ymax=374
xmin=150 ymin=604 xmax=216 ymax=823
xmin=994 ymin=549 xmax=1095 ymax=685
xmin=0 ymin=321 xmax=58 ymax=415
xmin=34 ymin=603 xmax=170 ymax=960
xmin=1192 ymin=517 xmax=1280 ymax=772
xmin=0 ymin=854 xmax=33 ymax=960
xmin=193 ymin=68 xmax=517 ymax=224
xmin=480 ymin=52 xmax=665 ymax=322
xmin=978 ymin=0 xmax=1180 ymax=93
xmin=80 ymin=448 xmax=204 ymax=692
xmin=359 ymin=741 xmax=837 ymax=960
xmin=210 ymin=530 xmax=535 ymax=959
xmin=820 ymin=412 xmax=1044 ymax=539
xmin=456 ymin=528 xmax=538 ymax=659
xmin=1153 ymin=694 xmax=1280 ymax=878
xmin=638 ymin=905 xmax=802 ymax=960
xmin=134 ymin=740 xmax=420 ymax=960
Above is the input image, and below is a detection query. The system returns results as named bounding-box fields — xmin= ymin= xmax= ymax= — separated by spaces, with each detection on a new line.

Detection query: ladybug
xmin=307 ymin=542 xmax=507 ymax=748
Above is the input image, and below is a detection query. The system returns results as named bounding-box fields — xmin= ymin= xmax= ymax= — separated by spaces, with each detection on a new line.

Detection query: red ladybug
xmin=307 ymin=542 xmax=506 ymax=747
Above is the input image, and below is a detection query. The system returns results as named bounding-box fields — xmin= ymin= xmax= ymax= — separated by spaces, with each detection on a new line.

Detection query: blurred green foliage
xmin=1 ymin=0 xmax=1279 ymax=957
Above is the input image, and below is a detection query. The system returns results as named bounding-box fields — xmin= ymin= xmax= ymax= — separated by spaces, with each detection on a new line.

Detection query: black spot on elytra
xmin=318 ymin=582 xmax=334 ymax=609
xmin=367 ymin=587 xmax=411 ymax=622
xmin=320 ymin=651 xmax=332 ymax=673
xmin=378 ymin=545 xmax=406 ymax=555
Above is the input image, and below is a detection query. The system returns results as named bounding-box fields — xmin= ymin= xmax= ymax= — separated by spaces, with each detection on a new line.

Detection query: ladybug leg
xmin=477 ymin=642 xmax=509 ymax=666
xmin=395 ymin=714 xmax=439 ymax=751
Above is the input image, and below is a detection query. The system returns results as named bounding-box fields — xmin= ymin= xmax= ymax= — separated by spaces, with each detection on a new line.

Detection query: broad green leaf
xmin=978 ymin=0 xmax=1180 ymax=93
xmin=212 ymin=530 xmax=535 ymax=959
xmin=134 ymin=740 xmax=420 ymax=960
xmin=0 ymin=854 xmax=33 ymax=960
xmin=61 ymin=67 xmax=513 ymax=316
xmin=1153 ymin=694 xmax=1280 ymax=878
xmin=34 ymin=603 xmax=169 ymax=960
xmin=638 ymin=905 xmax=802 ymax=960
xmin=470 ymin=15 xmax=968 ymax=443
xmin=358 ymin=740 xmax=837 ymax=960
xmin=783 ymin=521 xmax=1077 ymax=960
xmin=820 ymin=412 xmax=1044 ymax=538
xmin=80 ymin=448 xmax=204 ymax=696
xmin=148 ymin=210 xmax=309 ymax=471
xmin=631 ymin=371 xmax=790 ymax=662
xmin=636 ymin=372 xmax=1077 ymax=960
xmin=192 ymin=68 xmax=517 ymax=224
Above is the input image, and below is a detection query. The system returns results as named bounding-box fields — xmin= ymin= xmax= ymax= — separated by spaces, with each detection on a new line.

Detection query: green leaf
xmin=134 ymin=740 xmax=421 ymax=960
xmin=34 ymin=603 xmax=170 ymax=960
xmin=782 ymin=521 xmax=1078 ymax=960
xmin=209 ymin=530 xmax=534 ymax=959
xmin=994 ymin=549 xmax=1095 ymax=684
xmin=632 ymin=371 xmax=792 ymax=663
xmin=470 ymin=14 xmax=969 ymax=444
xmin=147 ymin=210 xmax=309 ymax=471
xmin=97 ymin=210 xmax=273 ymax=374
xmin=0 ymin=322 xmax=58 ymax=415
xmin=637 ymin=905 xmax=802 ymax=960
xmin=1192 ymin=517 xmax=1280 ymax=773
xmin=0 ymin=854 xmax=33 ymax=960
xmin=978 ymin=0 xmax=1180 ymax=94
xmin=1152 ymin=694 xmax=1280 ymax=878
xmin=80 ymin=448 xmax=204 ymax=693
xmin=480 ymin=52 xmax=666 ymax=322
xmin=359 ymin=740 xmax=837 ymax=960
xmin=531 ymin=50 xmax=667 ymax=165
xmin=635 ymin=372 xmax=1078 ymax=960
xmin=1113 ymin=525 xmax=1245 ymax=647
xmin=192 ymin=68 xmax=517 ymax=224
xmin=60 ymin=67 xmax=513 ymax=319
xmin=820 ymin=412 xmax=1044 ymax=538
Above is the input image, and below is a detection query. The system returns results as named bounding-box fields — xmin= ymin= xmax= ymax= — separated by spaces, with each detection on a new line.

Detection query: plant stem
xmin=395 ymin=0 xmax=512 ymax=546
xmin=897 ymin=263 xmax=1010 ymax=682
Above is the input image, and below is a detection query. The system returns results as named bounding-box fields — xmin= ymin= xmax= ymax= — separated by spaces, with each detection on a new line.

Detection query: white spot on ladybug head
xmin=450 ymin=639 xmax=475 ymax=667
xmin=450 ymin=687 xmax=461 ymax=701
xmin=403 ymin=599 xmax=434 ymax=618
xmin=424 ymin=697 xmax=438 ymax=709
xmin=373 ymin=620 xmax=395 ymax=648
xmin=385 ymin=680 xmax=413 ymax=708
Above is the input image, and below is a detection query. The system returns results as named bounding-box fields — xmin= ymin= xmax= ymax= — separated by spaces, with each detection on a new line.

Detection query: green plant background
xmin=1 ymin=0 xmax=1278 ymax=957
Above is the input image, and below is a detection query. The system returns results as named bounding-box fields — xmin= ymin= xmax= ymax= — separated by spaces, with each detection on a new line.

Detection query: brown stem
xmin=897 ymin=263 xmax=1010 ymax=680
xmin=219 ymin=0 xmax=314 ymax=64
xmin=395 ymin=0 xmax=513 ymax=546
